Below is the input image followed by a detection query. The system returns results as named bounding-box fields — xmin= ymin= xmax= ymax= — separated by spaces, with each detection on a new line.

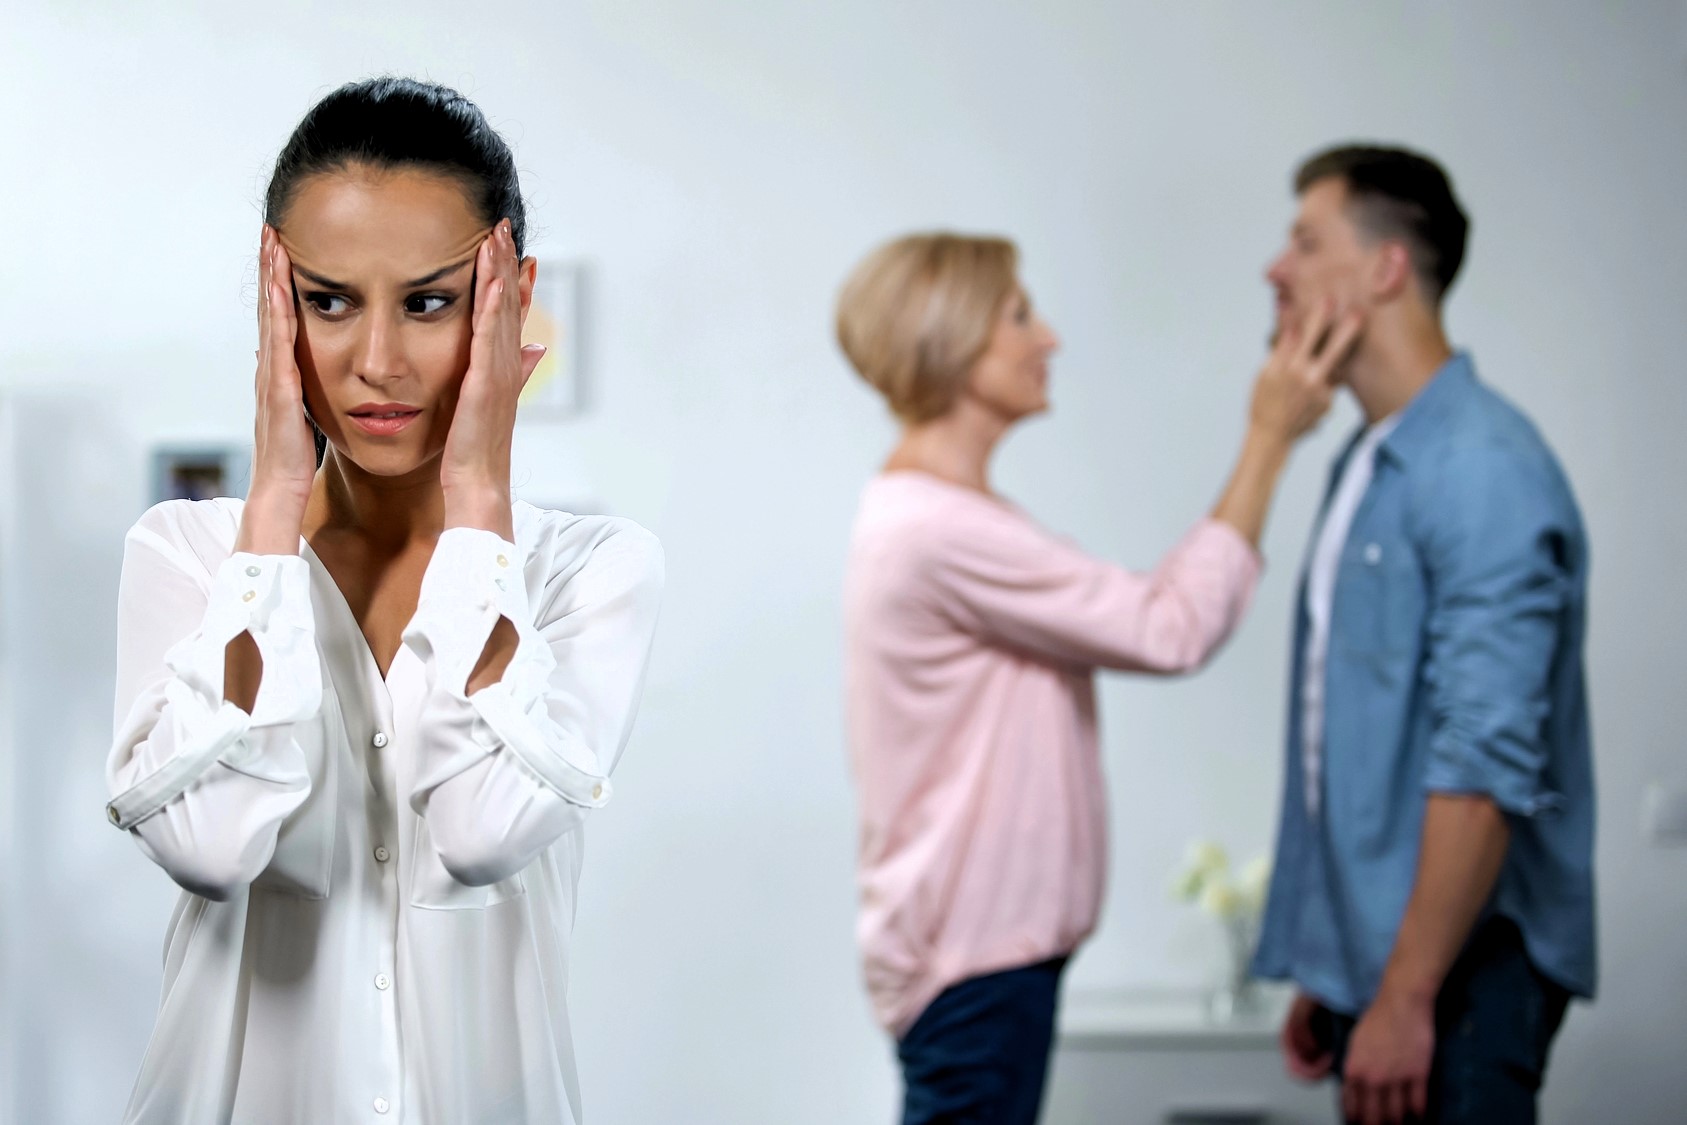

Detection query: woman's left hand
xmin=442 ymin=218 xmax=546 ymax=537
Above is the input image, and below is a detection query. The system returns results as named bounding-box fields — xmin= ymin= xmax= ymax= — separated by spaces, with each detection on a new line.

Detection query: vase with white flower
xmin=1171 ymin=840 xmax=1272 ymax=1022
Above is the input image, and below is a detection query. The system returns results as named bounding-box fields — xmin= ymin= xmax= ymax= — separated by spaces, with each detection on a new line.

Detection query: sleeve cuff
xmin=1422 ymin=759 xmax=1566 ymax=819
xmin=167 ymin=552 xmax=320 ymax=728
xmin=406 ymin=528 xmax=542 ymax=696
xmin=203 ymin=553 xmax=315 ymax=645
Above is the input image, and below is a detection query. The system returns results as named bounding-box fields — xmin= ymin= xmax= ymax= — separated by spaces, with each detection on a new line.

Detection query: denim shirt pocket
xmin=1334 ymin=537 xmax=1424 ymax=678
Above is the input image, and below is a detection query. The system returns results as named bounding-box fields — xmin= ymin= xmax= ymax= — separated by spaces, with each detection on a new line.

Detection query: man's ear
xmin=1372 ymin=241 xmax=1416 ymax=302
xmin=517 ymin=256 xmax=539 ymax=329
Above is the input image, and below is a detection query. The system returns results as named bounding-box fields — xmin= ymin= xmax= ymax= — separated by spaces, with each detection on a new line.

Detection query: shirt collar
xmin=1375 ymin=351 xmax=1477 ymax=466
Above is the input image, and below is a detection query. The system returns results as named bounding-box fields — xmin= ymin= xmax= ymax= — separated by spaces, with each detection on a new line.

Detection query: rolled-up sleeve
xmin=401 ymin=520 xmax=663 ymax=887
xmin=1419 ymin=447 xmax=1573 ymax=817
xmin=106 ymin=511 xmax=322 ymax=899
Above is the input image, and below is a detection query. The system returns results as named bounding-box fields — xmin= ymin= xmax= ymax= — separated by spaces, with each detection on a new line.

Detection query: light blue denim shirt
xmin=1252 ymin=353 xmax=1596 ymax=1015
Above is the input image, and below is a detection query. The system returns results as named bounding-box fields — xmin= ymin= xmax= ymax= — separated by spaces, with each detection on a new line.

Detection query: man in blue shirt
xmin=1251 ymin=145 xmax=1595 ymax=1125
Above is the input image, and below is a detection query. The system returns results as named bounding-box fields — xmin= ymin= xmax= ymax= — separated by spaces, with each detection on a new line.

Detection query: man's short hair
xmin=1295 ymin=144 xmax=1470 ymax=305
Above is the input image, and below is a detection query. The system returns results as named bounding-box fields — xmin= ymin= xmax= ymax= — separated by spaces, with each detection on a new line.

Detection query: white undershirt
xmin=1301 ymin=414 xmax=1401 ymax=816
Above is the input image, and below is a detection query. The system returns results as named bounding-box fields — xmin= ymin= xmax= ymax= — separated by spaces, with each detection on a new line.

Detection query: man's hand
xmin=1341 ymin=986 xmax=1434 ymax=1124
xmin=1281 ymin=991 xmax=1334 ymax=1082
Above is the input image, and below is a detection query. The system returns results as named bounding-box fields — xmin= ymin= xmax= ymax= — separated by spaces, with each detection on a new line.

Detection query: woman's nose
xmin=352 ymin=314 xmax=407 ymax=386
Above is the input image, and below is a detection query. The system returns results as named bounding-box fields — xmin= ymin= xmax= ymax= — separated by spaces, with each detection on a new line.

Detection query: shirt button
xmin=1364 ymin=543 xmax=1383 ymax=565
xmin=591 ymin=783 xmax=605 ymax=801
xmin=375 ymin=972 xmax=391 ymax=991
xmin=373 ymin=1097 xmax=390 ymax=1114
xmin=374 ymin=846 xmax=391 ymax=863
xmin=496 ymin=553 xmax=509 ymax=568
xmin=245 ymin=564 xmax=261 ymax=577
xmin=241 ymin=590 xmax=256 ymax=603
xmin=106 ymin=804 xmax=121 ymax=826
xmin=372 ymin=732 xmax=389 ymax=749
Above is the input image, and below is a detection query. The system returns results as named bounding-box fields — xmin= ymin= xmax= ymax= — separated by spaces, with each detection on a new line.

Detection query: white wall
xmin=3 ymin=2 xmax=1685 ymax=1122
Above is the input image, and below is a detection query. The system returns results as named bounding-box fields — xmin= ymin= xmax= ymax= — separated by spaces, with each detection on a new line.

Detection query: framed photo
xmin=150 ymin=445 xmax=251 ymax=506
xmin=518 ymin=258 xmax=585 ymax=417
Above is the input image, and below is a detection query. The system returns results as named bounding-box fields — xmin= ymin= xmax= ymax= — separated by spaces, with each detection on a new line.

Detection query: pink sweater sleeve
xmin=923 ymin=510 xmax=1264 ymax=674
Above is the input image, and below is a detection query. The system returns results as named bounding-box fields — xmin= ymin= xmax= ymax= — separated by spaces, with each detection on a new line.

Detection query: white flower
xmin=1188 ymin=840 xmax=1229 ymax=877
xmin=1174 ymin=839 xmax=1228 ymax=904
xmin=1171 ymin=866 xmax=1204 ymax=901
xmin=1171 ymin=839 xmax=1230 ymax=901
xmin=1238 ymin=856 xmax=1272 ymax=915
xmin=1199 ymin=876 xmax=1243 ymax=920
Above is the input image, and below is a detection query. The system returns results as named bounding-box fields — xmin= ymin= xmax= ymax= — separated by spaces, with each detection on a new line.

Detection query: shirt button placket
xmin=365 ymin=712 xmax=402 ymax=1119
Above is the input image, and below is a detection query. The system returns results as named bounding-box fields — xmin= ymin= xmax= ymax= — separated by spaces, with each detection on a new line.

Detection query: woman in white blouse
xmin=104 ymin=77 xmax=663 ymax=1124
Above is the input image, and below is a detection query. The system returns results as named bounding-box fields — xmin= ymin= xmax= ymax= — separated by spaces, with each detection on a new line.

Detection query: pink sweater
xmin=843 ymin=472 xmax=1262 ymax=1035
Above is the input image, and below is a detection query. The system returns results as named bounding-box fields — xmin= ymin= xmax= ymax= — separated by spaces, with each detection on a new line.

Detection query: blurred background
xmin=2 ymin=2 xmax=1684 ymax=1122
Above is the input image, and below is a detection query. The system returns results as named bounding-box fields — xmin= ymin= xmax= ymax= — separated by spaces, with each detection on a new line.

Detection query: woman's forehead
xmin=281 ymin=168 xmax=487 ymax=282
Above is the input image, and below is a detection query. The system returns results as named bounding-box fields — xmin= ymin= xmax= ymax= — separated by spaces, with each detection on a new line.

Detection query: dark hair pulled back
xmin=264 ymin=76 xmax=527 ymax=254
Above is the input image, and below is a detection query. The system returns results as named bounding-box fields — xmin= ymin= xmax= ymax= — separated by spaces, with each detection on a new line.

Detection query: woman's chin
xmin=329 ymin=442 xmax=437 ymax=480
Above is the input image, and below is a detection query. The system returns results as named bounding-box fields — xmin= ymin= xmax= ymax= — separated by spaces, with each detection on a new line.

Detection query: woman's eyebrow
xmin=289 ymin=255 xmax=477 ymax=291
xmin=404 ymin=255 xmax=477 ymax=288
xmin=292 ymin=264 xmax=349 ymax=290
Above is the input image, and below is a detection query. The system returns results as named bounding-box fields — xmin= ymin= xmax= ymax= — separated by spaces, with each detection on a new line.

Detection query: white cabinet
xmin=1044 ymin=987 xmax=1337 ymax=1125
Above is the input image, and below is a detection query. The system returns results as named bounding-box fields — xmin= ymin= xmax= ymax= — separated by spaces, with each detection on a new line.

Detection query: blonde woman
xmin=837 ymin=233 xmax=1358 ymax=1123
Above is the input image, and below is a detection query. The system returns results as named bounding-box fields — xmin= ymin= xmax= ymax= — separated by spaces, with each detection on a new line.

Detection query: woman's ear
xmin=517 ymin=256 xmax=538 ymax=329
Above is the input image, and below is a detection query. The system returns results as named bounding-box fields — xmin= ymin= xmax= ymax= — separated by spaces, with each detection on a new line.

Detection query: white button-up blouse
xmin=104 ymin=497 xmax=663 ymax=1124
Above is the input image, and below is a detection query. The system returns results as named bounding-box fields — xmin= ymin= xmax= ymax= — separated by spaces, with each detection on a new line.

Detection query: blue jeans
xmin=896 ymin=957 xmax=1068 ymax=1125
xmin=1323 ymin=916 xmax=1571 ymax=1124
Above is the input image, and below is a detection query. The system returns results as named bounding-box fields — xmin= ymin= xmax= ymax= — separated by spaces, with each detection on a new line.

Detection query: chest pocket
xmin=250 ymin=705 xmax=338 ymax=900
xmin=1334 ymin=538 xmax=1425 ymax=666
xmin=408 ymin=816 xmax=528 ymax=909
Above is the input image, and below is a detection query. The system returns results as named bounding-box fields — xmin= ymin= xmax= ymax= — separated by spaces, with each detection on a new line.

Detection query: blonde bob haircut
xmin=835 ymin=233 xmax=1019 ymax=424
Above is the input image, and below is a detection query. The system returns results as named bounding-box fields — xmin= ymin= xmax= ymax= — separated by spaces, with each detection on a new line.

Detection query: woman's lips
xmin=348 ymin=407 xmax=422 ymax=436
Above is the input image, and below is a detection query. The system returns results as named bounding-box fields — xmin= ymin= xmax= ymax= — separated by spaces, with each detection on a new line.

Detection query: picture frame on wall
xmin=518 ymin=257 xmax=585 ymax=418
xmin=149 ymin=445 xmax=252 ymax=506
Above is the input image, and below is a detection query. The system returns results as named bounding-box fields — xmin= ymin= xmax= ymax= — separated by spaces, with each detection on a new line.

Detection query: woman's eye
xmin=405 ymin=294 xmax=452 ymax=315
xmin=304 ymin=293 xmax=350 ymax=316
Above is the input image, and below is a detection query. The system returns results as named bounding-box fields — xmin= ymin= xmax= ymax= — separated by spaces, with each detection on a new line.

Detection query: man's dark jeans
xmin=1322 ymin=916 xmax=1572 ymax=1124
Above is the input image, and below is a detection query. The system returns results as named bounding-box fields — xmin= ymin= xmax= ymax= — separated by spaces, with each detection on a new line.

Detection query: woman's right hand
xmin=1248 ymin=300 xmax=1361 ymax=444
xmin=236 ymin=226 xmax=317 ymax=555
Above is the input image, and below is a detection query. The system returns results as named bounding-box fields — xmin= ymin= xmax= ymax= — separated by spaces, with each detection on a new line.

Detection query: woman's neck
xmin=301 ymin=450 xmax=447 ymax=550
xmin=883 ymin=398 xmax=1010 ymax=495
